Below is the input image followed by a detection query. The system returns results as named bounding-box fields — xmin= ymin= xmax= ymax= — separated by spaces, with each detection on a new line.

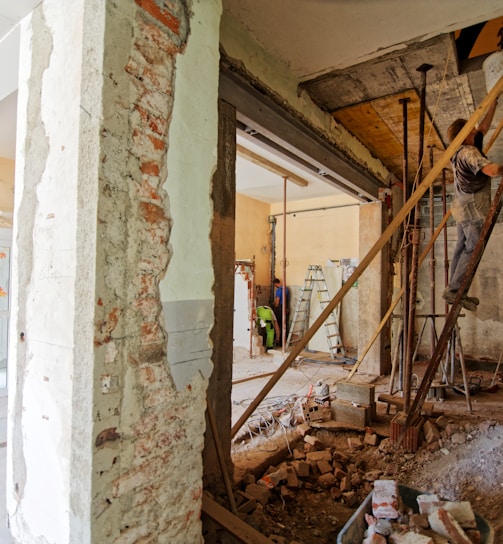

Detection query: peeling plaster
xmin=10 ymin=4 xmax=53 ymax=511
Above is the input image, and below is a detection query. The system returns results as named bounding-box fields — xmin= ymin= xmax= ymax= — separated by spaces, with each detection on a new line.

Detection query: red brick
xmin=317 ymin=460 xmax=332 ymax=474
xmin=245 ymin=483 xmax=270 ymax=505
xmin=141 ymin=161 xmax=160 ymax=176
xmin=140 ymin=201 xmax=167 ymax=224
xmin=148 ymin=134 xmax=165 ymax=151
xmin=317 ymin=472 xmax=337 ymax=489
xmin=428 ymin=508 xmax=472 ymax=544
xmin=306 ymin=450 xmax=331 ymax=462
xmin=372 ymin=479 xmax=400 ymax=519
xmin=135 ymin=0 xmax=180 ymax=35
xmin=141 ymin=321 xmax=162 ymax=343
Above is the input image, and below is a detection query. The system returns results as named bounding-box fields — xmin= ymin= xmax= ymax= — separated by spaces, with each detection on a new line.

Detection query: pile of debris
xmin=233 ymin=423 xmax=386 ymax=519
xmin=361 ymin=480 xmax=486 ymax=544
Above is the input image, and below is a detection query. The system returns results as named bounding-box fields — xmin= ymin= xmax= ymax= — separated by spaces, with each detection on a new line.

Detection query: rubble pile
xmin=234 ymin=424 xmax=385 ymax=521
xmin=229 ymin=396 xmax=502 ymax=542
xmin=362 ymin=480 xmax=483 ymax=544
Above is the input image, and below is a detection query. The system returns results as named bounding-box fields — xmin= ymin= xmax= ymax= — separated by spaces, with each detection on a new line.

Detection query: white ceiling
xmin=224 ymin=0 xmax=503 ymax=203
xmin=236 ymin=133 xmax=348 ymax=204
xmin=1 ymin=1 xmax=503 ymax=208
xmin=222 ymin=0 xmax=503 ymax=80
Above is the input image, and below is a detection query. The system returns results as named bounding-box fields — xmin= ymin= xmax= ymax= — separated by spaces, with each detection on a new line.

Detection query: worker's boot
xmin=442 ymin=289 xmax=478 ymax=312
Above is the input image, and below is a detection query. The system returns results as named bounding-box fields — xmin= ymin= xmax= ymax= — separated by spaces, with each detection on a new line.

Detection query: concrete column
xmin=8 ymin=1 xmax=221 ymax=543
xmin=358 ymin=201 xmax=391 ymax=376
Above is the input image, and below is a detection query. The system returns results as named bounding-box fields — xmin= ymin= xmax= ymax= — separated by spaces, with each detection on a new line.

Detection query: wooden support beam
xmin=345 ymin=209 xmax=452 ymax=381
xmin=236 ymin=144 xmax=309 ymax=187
xmin=484 ymin=114 xmax=503 ymax=156
xmin=202 ymin=493 xmax=271 ymax=544
xmin=232 ymin=372 xmax=276 ymax=385
xmin=206 ymin=401 xmax=237 ymax=515
xmin=231 ymin=75 xmax=503 ymax=439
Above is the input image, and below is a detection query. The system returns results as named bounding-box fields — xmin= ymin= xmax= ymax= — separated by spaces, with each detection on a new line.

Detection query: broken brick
xmin=428 ymin=508 xmax=472 ymax=544
xmin=286 ymin=467 xmax=299 ymax=488
xmin=340 ymin=476 xmax=352 ymax=492
xmin=333 ymin=467 xmax=348 ymax=480
xmin=372 ymin=479 xmax=400 ymax=519
xmin=442 ymin=501 xmax=477 ymax=529
xmin=417 ymin=493 xmax=441 ymax=515
xmin=297 ymin=423 xmax=311 ymax=436
xmin=364 ymin=432 xmax=379 ymax=446
xmin=304 ymin=434 xmax=325 ymax=449
xmin=245 ymin=483 xmax=270 ymax=505
xmin=423 ymin=419 xmax=441 ymax=443
xmin=306 ymin=450 xmax=332 ymax=462
xmin=291 ymin=460 xmax=310 ymax=478
xmin=317 ymin=472 xmax=337 ymax=489
xmin=317 ymin=460 xmax=333 ymax=474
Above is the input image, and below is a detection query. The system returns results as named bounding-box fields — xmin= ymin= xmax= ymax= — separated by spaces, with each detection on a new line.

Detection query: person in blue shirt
xmin=273 ymin=277 xmax=290 ymax=343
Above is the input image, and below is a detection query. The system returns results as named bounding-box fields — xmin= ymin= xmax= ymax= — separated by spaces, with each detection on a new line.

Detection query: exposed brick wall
xmin=93 ymin=2 xmax=207 ymax=542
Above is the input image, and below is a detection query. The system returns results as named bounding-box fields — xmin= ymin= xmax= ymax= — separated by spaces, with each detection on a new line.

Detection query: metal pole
xmin=399 ymin=97 xmax=410 ymax=397
xmin=404 ymin=63 xmax=432 ymax=412
xmin=249 ymin=258 xmax=255 ymax=358
xmin=428 ymin=145 xmax=437 ymax=358
xmin=282 ymin=176 xmax=287 ymax=352
xmin=269 ymin=216 xmax=277 ymax=307
xmin=442 ymin=169 xmax=449 ymax=316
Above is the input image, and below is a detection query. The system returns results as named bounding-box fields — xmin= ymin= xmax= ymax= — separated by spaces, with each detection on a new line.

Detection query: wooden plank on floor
xmin=202 ymin=492 xmax=271 ymax=544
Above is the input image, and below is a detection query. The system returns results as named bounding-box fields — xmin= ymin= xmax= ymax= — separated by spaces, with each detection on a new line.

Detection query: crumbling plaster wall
xmin=161 ymin=0 xmax=220 ymax=389
xmin=8 ymin=3 xmax=86 ymax=542
xmin=8 ymin=1 xmax=221 ymax=543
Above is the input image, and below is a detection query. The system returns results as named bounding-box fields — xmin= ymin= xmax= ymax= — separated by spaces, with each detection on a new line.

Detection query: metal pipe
xmin=249 ymin=257 xmax=255 ymax=358
xmin=428 ymin=145 xmax=436 ymax=358
xmin=269 ymin=202 xmax=359 ymax=218
xmin=282 ymin=176 xmax=287 ymax=352
xmin=442 ymin=169 xmax=449 ymax=315
xmin=404 ymin=63 xmax=432 ymax=412
xmin=399 ymin=100 xmax=411 ymax=362
xmin=269 ymin=217 xmax=277 ymax=307
xmin=399 ymin=96 xmax=410 ymax=401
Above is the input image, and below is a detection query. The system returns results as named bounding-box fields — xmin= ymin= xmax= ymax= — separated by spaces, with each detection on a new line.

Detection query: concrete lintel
xmin=219 ymin=67 xmax=385 ymax=202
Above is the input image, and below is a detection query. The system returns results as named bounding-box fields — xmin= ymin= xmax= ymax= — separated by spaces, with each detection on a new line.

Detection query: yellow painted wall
xmin=235 ymin=192 xmax=361 ymax=285
xmin=270 ymin=193 xmax=360 ymax=284
xmin=235 ymin=191 xmax=361 ymax=349
xmin=0 ymin=157 xmax=14 ymax=228
xmin=235 ymin=193 xmax=271 ymax=286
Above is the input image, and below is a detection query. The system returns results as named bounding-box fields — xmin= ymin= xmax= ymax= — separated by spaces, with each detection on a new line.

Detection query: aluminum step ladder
xmin=286 ymin=265 xmax=345 ymax=357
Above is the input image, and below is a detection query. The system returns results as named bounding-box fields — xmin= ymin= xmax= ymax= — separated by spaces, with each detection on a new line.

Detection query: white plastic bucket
xmin=482 ymin=50 xmax=503 ymax=93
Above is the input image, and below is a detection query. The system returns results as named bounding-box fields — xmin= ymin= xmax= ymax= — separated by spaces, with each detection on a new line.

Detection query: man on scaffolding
xmin=443 ymin=96 xmax=503 ymax=311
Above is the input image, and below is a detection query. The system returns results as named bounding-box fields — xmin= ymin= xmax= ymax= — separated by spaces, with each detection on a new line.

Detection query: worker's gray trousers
xmin=448 ymin=218 xmax=484 ymax=292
